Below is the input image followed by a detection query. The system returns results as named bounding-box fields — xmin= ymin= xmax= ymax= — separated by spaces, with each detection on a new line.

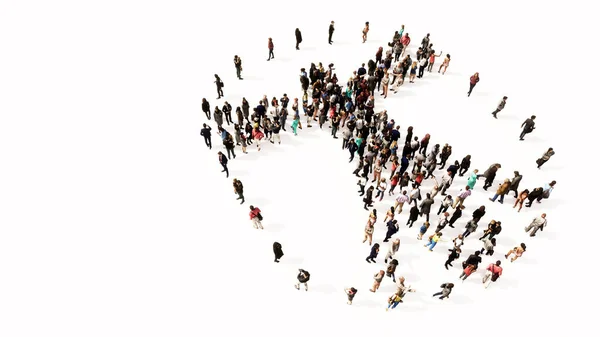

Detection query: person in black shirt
xmin=200 ymin=124 xmax=212 ymax=149
xmin=328 ymin=21 xmax=335 ymax=44
xmin=295 ymin=28 xmax=302 ymax=50
xmin=214 ymin=74 xmax=224 ymax=99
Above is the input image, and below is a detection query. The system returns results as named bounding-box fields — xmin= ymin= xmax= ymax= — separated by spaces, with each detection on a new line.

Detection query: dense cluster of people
xmin=199 ymin=22 xmax=556 ymax=309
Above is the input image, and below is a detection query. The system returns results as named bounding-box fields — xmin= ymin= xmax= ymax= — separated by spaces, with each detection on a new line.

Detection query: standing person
xmin=536 ymin=148 xmax=555 ymax=169
xmin=363 ymin=186 xmax=375 ymax=210
xmin=362 ymin=22 xmax=370 ymax=43
xmin=482 ymin=261 xmax=503 ymax=289
xmin=467 ymin=72 xmax=480 ymax=97
xmin=328 ymin=21 xmax=335 ymax=44
xmin=222 ymin=101 xmax=233 ymax=125
xmin=218 ymin=151 xmax=228 ymax=177
xmin=202 ymin=98 xmax=211 ymax=120
xmin=467 ymin=169 xmax=479 ymax=190
xmin=267 ymin=38 xmax=275 ymax=61
xmin=432 ymin=283 xmax=454 ymax=300
xmin=491 ymin=96 xmax=507 ymax=118
xmin=223 ymin=134 xmax=236 ymax=159
xmin=295 ymin=28 xmax=303 ymax=50
xmin=214 ymin=74 xmax=224 ymax=99
xmin=200 ymin=123 xmax=212 ymax=149
xmin=366 ymin=243 xmax=380 ymax=263
xmin=384 ymin=238 xmax=400 ymax=263
xmin=445 ymin=247 xmax=461 ymax=269
xmin=251 ymin=126 xmax=264 ymax=151
xmin=525 ymin=213 xmax=547 ymax=236
xmin=427 ymin=49 xmax=442 ymax=72
xmin=344 ymin=287 xmax=358 ymax=305
xmin=463 ymin=219 xmax=478 ymax=238
xmin=233 ymin=178 xmax=245 ymax=204
xmin=419 ymin=193 xmax=435 ymax=221
xmin=273 ymin=242 xmax=284 ymax=263
xmin=381 ymin=73 xmax=390 ymax=98
xmin=234 ymin=55 xmax=243 ymax=80
xmin=249 ymin=205 xmax=264 ymax=229
xmin=480 ymin=237 xmax=496 ymax=256
xmin=505 ymin=243 xmax=527 ymax=262
xmin=519 ymin=115 xmax=536 ymax=140
xmin=370 ymin=270 xmax=385 ymax=291
xmin=295 ymin=269 xmax=310 ymax=291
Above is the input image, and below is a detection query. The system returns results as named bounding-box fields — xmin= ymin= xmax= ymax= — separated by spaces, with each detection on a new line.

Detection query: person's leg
xmin=432 ymin=292 xmax=443 ymax=297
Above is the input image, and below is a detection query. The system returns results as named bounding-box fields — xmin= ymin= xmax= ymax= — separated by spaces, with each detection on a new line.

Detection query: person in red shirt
xmin=249 ymin=205 xmax=264 ymax=229
xmin=482 ymin=260 xmax=503 ymax=288
xmin=267 ymin=38 xmax=274 ymax=61
xmin=468 ymin=72 xmax=480 ymax=97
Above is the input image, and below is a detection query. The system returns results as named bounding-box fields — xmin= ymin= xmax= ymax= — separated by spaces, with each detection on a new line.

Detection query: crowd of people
xmin=199 ymin=22 xmax=556 ymax=309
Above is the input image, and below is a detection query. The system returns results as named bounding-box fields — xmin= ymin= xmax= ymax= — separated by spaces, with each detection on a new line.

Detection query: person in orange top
xmin=482 ymin=260 xmax=503 ymax=288
xmin=427 ymin=50 xmax=442 ymax=72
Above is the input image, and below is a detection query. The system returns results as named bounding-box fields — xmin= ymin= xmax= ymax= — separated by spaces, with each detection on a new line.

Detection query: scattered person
xmin=536 ymin=148 xmax=555 ymax=169
xmin=345 ymin=287 xmax=358 ymax=305
xmin=505 ymin=243 xmax=527 ymax=262
xmin=295 ymin=269 xmax=310 ymax=291
xmin=249 ymin=205 xmax=264 ymax=229
xmin=295 ymin=28 xmax=303 ymax=50
xmin=218 ymin=151 xmax=229 ymax=177
xmin=525 ymin=213 xmax=547 ymax=237
xmin=273 ymin=242 xmax=284 ymax=262
xmin=491 ymin=96 xmax=507 ymax=118
xmin=432 ymin=283 xmax=454 ymax=300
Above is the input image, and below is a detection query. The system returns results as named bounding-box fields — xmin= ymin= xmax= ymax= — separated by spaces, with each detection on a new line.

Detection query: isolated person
xmin=519 ymin=115 xmax=536 ymax=140
xmin=295 ymin=28 xmax=303 ymax=50
xmin=525 ymin=213 xmax=547 ymax=237
xmin=218 ymin=151 xmax=229 ymax=177
xmin=233 ymin=178 xmax=245 ymax=204
xmin=344 ymin=287 xmax=358 ymax=305
xmin=214 ymin=74 xmax=224 ymax=99
xmin=387 ymin=292 xmax=403 ymax=311
xmin=505 ymin=243 xmax=526 ymax=262
xmin=370 ymin=270 xmax=385 ymax=292
xmin=234 ymin=55 xmax=243 ymax=80
xmin=467 ymin=72 xmax=480 ymax=97
xmin=273 ymin=242 xmax=284 ymax=262
xmin=266 ymin=37 xmax=275 ymax=61
xmin=249 ymin=205 xmax=264 ymax=229
xmin=362 ymin=22 xmax=370 ymax=43
xmin=482 ymin=260 xmax=503 ymax=289
xmin=432 ymin=283 xmax=454 ymax=300
xmin=328 ymin=21 xmax=335 ymax=44
xmin=295 ymin=269 xmax=310 ymax=291
xmin=491 ymin=96 xmax=507 ymax=118
xmin=384 ymin=238 xmax=400 ymax=263
xmin=200 ymin=123 xmax=212 ymax=149
xmin=438 ymin=54 xmax=450 ymax=74
xmin=536 ymin=147 xmax=555 ymax=168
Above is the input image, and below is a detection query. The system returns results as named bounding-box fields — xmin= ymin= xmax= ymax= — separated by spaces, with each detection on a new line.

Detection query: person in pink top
xmin=453 ymin=186 xmax=471 ymax=208
xmin=251 ymin=126 xmax=264 ymax=151
xmin=482 ymin=260 xmax=503 ymax=288
xmin=467 ymin=72 xmax=480 ymax=97
xmin=400 ymin=33 xmax=411 ymax=56
xmin=394 ymin=190 xmax=409 ymax=214
xmin=249 ymin=205 xmax=264 ymax=229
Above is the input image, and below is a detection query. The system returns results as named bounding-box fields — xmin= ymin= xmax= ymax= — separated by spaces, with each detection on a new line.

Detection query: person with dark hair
xmin=200 ymin=123 xmax=212 ymax=149
xmin=273 ymin=242 xmax=284 ymax=262
xmin=267 ymin=37 xmax=275 ymax=61
xmin=362 ymin=22 xmax=370 ymax=43
xmin=505 ymin=243 xmax=527 ymax=262
xmin=467 ymin=72 xmax=480 ymax=97
xmin=218 ymin=151 xmax=228 ymax=177
xmin=462 ymin=251 xmax=482 ymax=270
xmin=492 ymin=96 xmax=507 ymax=118
xmin=295 ymin=28 xmax=302 ymax=50
xmin=444 ymin=247 xmax=461 ymax=269
xmin=536 ymin=148 xmax=555 ymax=168
xmin=386 ymin=259 xmax=399 ymax=282
xmin=519 ymin=115 xmax=536 ymax=140
xmin=328 ymin=21 xmax=335 ymax=44
xmin=214 ymin=74 xmax=224 ymax=99
xmin=366 ymin=243 xmax=380 ymax=263
xmin=480 ymin=237 xmax=496 ymax=256
xmin=249 ymin=205 xmax=263 ymax=229
xmin=482 ymin=261 xmax=503 ymax=288
xmin=233 ymin=55 xmax=243 ymax=80
xmin=432 ymin=283 xmax=454 ymax=300
xmin=295 ymin=269 xmax=310 ymax=291
xmin=201 ymin=98 xmax=211 ymax=119
xmin=232 ymin=178 xmax=244 ymax=204
xmin=508 ymin=171 xmax=523 ymax=198
xmin=345 ymin=287 xmax=358 ymax=305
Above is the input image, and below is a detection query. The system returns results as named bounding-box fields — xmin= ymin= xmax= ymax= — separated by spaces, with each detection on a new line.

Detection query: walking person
xmin=273 ymin=242 xmax=284 ymax=262
xmin=480 ymin=237 xmax=496 ymax=256
xmin=328 ymin=21 xmax=335 ymax=44
xmin=482 ymin=261 xmax=503 ymax=289
xmin=344 ymin=287 xmax=358 ymax=305
xmin=505 ymin=243 xmax=527 ymax=262
xmin=536 ymin=148 xmax=555 ymax=168
xmin=218 ymin=151 xmax=229 ymax=177
xmin=370 ymin=270 xmax=385 ymax=291
xmin=513 ymin=189 xmax=529 ymax=212
xmin=489 ymin=178 xmax=511 ymax=204
xmin=384 ymin=238 xmax=400 ymax=263
xmin=214 ymin=74 xmax=224 ymax=99
xmin=249 ymin=205 xmax=264 ymax=229
xmin=417 ymin=221 xmax=430 ymax=240
xmin=432 ymin=283 xmax=454 ymax=300
xmin=295 ymin=269 xmax=310 ymax=291
xmin=267 ymin=37 xmax=275 ymax=61
xmin=202 ymin=98 xmax=211 ymax=120
xmin=234 ymin=55 xmax=243 ymax=80
xmin=438 ymin=54 xmax=450 ymax=74
xmin=467 ymin=72 xmax=479 ymax=97
xmin=491 ymin=96 xmax=507 ymax=118
xmin=295 ymin=28 xmax=303 ymax=50
xmin=223 ymin=134 xmax=236 ymax=159
xmin=519 ymin=115 xmax=536 ymax=140
xmin=445 ymin=247 xmax=461 ymax=269
xmin=508 ymin=171 xmax=523 ymax=198
xmin=383 ymin=219 xmax=398 ymax=242
xmin=233 ymin=178 xmax=245 ymax=204
xmin=200 ymin=123 xmax=212 ymax=149
xmin=362 ymin=22 xmax=370 ymax=43
xmin=459 ymin=263 xmax=477 ymax=282
xmin=407 ymin=204 xmax=420 ymax=228
xmin=424 ymin=232 xmax=443 ymax=251
xmin=366 ymin=243 xmax=380 ymax=263
xmin=525 ymin=213 xmax=547 ymax=237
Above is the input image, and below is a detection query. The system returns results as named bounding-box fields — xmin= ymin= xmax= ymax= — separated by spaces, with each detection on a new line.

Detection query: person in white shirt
xmin=375 ymin=178 xmax=388 ymax=201
xmin=384 ymin=238 xmax=400 ymax=263
xmin=524 ymin=213 xmax=547 ymax=237
xmin=394 ymin=190 xmax=409 ymax=214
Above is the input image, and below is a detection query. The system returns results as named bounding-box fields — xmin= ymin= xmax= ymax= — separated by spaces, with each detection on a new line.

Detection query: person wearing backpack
xmin=249 ymin=205 xmax=263 ymax=229
xmin=482 ymin=260 xmax=503 ymax=288
xmin=432 ymin=283 xmax=454 ymax=300
xmin=295 ymin=269 xmax=310 ymax=291
xmin=200 ymin=124 xmax=212 ymax=149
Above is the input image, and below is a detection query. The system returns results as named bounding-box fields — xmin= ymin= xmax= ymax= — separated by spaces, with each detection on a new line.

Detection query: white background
xmin=0 ymin=0 xmax=592 ymax=336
